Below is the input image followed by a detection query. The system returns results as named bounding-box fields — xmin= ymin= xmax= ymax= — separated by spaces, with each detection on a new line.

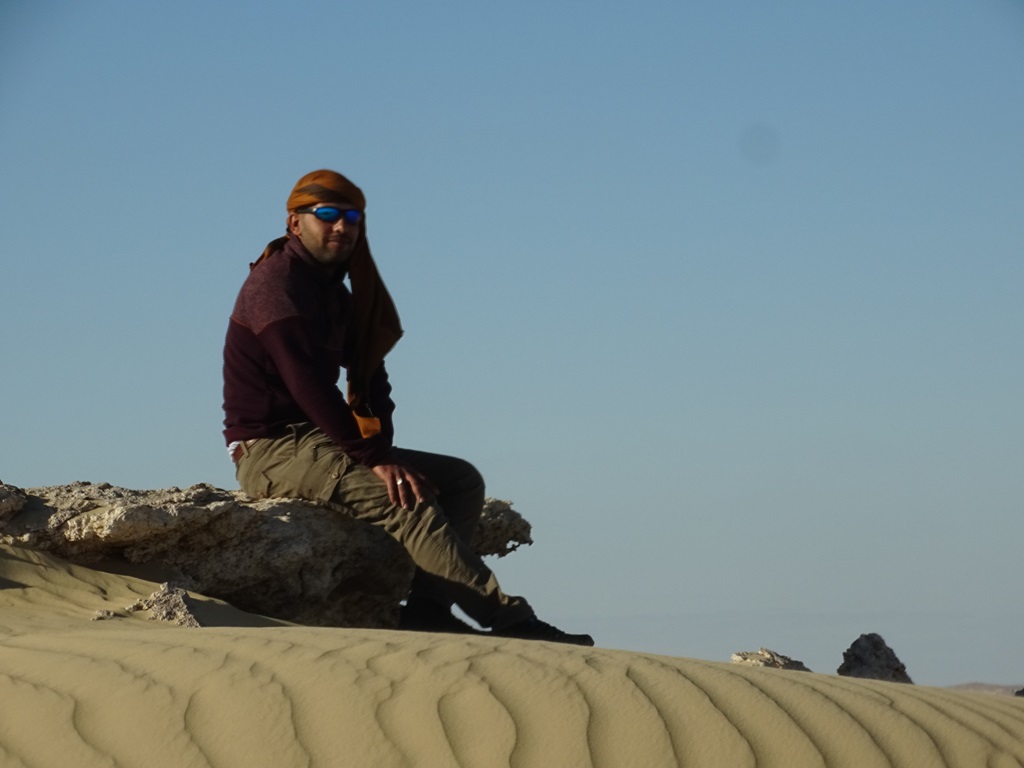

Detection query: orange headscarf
xmin=252 ymin=170 xmax=403 ymax=437
xmin=286 ymin=168 xmax=367 ymax=212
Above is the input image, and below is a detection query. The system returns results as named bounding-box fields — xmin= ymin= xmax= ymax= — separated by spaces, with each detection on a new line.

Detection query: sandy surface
xmin=2 ymin=544 xmax=1023 ymax=768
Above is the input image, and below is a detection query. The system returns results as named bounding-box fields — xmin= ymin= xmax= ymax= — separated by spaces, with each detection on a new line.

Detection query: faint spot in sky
xmin=737 ymin=122 xmax=782 ymax=166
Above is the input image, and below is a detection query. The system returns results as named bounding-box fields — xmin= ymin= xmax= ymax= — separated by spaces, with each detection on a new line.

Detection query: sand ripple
xmin=2 ymin=545 xmax=1022 ymax=768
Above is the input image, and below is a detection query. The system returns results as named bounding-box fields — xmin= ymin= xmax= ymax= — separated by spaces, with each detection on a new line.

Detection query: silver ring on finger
xmin=396 ymin=478 xmax=404 ymax=485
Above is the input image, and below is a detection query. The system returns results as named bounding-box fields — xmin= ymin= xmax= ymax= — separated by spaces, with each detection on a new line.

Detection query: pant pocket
xmin=294 ymin=437 xmax=353 ymax=502
xmin=238 ymin=460 xmax=275 ymax=499
xmin=303 ymin=454 xmax=351 ymax=502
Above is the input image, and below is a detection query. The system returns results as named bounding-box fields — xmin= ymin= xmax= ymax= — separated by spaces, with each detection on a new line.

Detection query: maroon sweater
xmin=222 ymin=237 xmax=395 ymax=465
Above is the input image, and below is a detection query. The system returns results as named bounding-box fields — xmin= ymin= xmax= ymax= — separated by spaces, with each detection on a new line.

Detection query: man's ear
xmin=286 ymin=211 xmax=302 ymax=237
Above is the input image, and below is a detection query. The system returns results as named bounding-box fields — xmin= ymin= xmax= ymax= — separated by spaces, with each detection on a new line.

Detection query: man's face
xmin=287 ymin=205 xmax=362 ymax=269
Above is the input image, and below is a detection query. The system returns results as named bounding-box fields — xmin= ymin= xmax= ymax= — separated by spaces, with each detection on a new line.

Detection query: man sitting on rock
xmin=222 ymin=169 xmax=592 ymax=646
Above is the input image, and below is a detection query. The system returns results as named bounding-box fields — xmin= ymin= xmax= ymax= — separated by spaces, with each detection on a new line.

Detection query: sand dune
xmin=2 ymin=544 xmax=1023 ymax=768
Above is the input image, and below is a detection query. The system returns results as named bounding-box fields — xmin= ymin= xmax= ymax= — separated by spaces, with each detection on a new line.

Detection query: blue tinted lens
xmin=312 ymin=207 xmax=362 ymax=224
xmin=312 ymin=207 xmax=342 ymax=223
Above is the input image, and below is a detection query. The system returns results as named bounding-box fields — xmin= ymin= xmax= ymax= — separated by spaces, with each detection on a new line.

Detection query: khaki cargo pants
xmin=234 ymin=422 xmax=532 ymax=630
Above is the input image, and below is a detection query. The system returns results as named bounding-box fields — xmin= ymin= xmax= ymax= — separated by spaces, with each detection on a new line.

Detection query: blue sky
xmin=2 ymin=0 xmax=1022 ymax=685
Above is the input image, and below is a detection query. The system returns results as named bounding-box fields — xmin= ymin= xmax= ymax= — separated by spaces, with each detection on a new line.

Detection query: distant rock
xmin=1016 ymin=688 xmax=1024 ymax=697
xmin=0 ymin=481 xmax=531 ymax=629
xmin=471 ymin=498 xmax=532 ymax=556
xmin=125 ymin=583 xmax=202 ymax=628
xmin=731 ymin=648 xmax=812 ymax=672
xmin=837 ymin=633 xmax=913 ymax=683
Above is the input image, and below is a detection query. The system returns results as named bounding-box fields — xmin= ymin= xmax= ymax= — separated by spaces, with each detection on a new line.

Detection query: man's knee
xmin=427 ymin=454 xmax=482 ymax=497
xmin=457 ymin=458 xmax=485 ymax=496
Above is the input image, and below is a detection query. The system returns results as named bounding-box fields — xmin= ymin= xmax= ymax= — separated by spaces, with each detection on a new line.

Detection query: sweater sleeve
xmin=257 ymin=316 xmax=391 ymax=466
xmin=367 ymin=362 xmax=396 ymax=445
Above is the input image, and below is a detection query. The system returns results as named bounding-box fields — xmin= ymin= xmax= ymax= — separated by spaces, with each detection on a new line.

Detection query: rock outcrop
xmin=0 ymin=483 xmax=27 ymax=521
xmin=731 ymin=648 xmax=812 ymax=672
xmin=837 ymin=632 xmax=913 ymax=683
xmin=471 ymin=498 xmax=532 ymax=555
xmin=124 ymin=583 xmax=203 ymax=627
xmin=0 ymin=481 xmax=531 ymax=629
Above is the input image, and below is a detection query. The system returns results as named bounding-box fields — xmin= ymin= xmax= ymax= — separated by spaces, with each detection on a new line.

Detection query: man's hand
xmin=372 ymin=463 xmax=436 ymax=510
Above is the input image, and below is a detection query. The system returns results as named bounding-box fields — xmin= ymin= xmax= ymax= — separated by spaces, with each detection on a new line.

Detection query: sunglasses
xmin=296 ymin=205 xmax=364 ymax=225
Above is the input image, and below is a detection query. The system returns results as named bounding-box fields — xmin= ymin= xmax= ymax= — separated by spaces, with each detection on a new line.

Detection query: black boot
xmin=399 ymin=599 xmax=482 ymax=635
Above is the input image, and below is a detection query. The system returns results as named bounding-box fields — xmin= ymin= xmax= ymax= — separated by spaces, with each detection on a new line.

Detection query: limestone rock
xmin=126 ymin=583 xmax=202 ymax=628
xmin=0 ymin=483 xmax=28 ymax=522
xmin=731 ymin=648 xmax=812 ymax=672
xmin=837 ymin=633 xmax=913 ymax=683
xmin=472 ymin=498 xmax=532 ymax=556
xmin=0 ymin=481 xmax=532 ymax=629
